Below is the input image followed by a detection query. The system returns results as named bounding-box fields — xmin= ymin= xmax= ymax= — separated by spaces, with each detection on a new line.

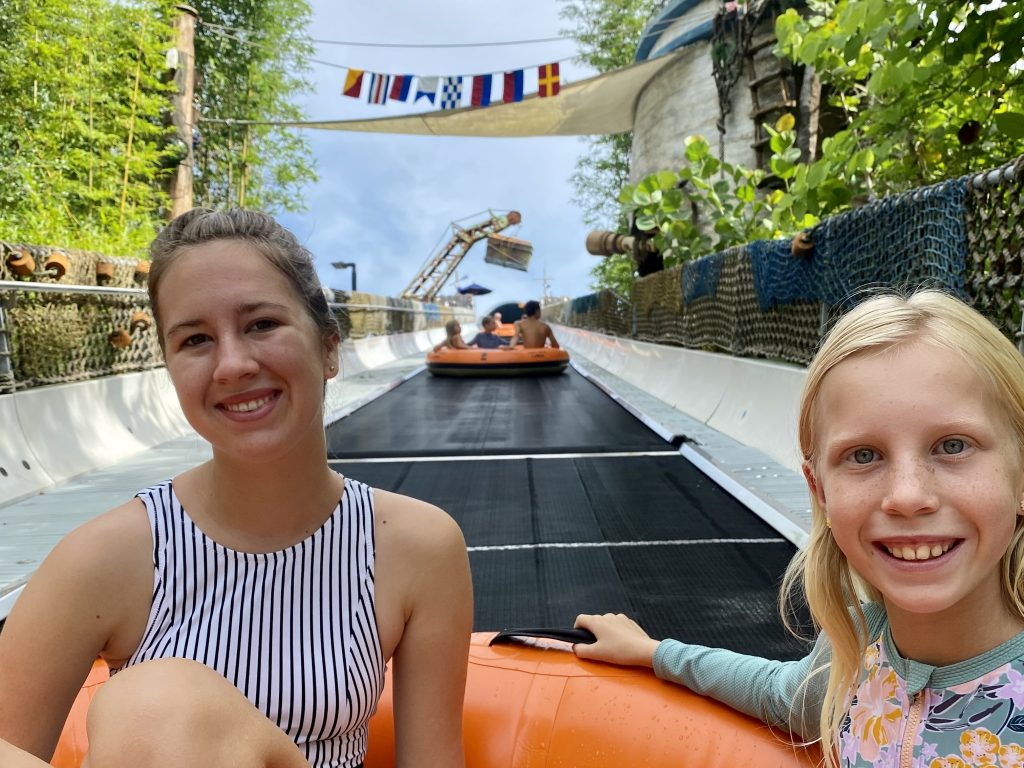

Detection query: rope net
xmin=558 ymin=154 xmax=1021 ymax=366
xmin=0 ymin=247 xmax=467 ymax=395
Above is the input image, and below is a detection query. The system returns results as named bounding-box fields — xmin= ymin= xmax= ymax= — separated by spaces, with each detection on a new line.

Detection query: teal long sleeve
xmin=651 ymin=604 xmax=888 ymax=741
xmin=652 ymin=635 xmax=828 ymax=739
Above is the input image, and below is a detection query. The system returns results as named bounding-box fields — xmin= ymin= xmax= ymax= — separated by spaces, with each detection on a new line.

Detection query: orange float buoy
xmin=133 ymin=260 xmax=150 ymax=284
xmin=426 ymin=347 xmax=569 ymax=377
xmin=5 ymin=247 xmax=35 ymax=277
xmin=54 ymin=634 xmax=819 ymax=767
xmin=44 ymin=251 xmax=70 ymax=280
xmin=790 ymin=230 xmax=814 ymax=259
xmin=129 ymin=310 xmax=151 ymax=332
xmin=95 ymin=261 xmax=115 ymax=285
xmin=108 ymin=328 xmax=132 ymax=349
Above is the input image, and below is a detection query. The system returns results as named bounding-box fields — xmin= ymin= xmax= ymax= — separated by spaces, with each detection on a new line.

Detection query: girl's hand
xmin=572 ymin=613 xmax=660 ymax=668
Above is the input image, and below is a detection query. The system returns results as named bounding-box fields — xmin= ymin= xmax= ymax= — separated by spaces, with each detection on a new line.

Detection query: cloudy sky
xmin=275 ymin=1 xmax=604 ymax=316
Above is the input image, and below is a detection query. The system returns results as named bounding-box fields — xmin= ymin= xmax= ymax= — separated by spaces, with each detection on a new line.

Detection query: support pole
xmin=168 ymin=5 xmax=198 ymax=219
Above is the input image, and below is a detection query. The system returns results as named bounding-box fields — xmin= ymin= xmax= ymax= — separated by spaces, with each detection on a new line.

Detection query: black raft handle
xmin=489 ymin=627 xmax=597 ymax=646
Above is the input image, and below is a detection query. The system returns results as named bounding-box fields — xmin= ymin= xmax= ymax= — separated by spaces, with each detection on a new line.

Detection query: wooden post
xmin=168 ymin=5 xmax=198 ymax=219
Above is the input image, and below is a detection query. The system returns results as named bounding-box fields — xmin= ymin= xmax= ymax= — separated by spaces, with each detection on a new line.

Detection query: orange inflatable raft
xmin=426 ymin=346 xmax=569 ymax=376
xmin=52 ymin=632 xmax=817 ymax=768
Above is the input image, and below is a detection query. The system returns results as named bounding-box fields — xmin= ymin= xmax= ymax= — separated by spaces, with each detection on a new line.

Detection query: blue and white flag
xmin=440 ymin=76 xmax=463 ymax=110
xmin=415 ymin=76 xmax=438 ymax=104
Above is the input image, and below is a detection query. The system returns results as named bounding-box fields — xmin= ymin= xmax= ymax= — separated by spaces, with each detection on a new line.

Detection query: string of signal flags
xmin=342 ymin=63 xmax=562 ymax=110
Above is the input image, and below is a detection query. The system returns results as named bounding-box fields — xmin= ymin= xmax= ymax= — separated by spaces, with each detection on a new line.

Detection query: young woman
xmin=575 ymin=290 xmax=1024 ymax=767
xmin=0 ymin=209 xmax=473 ymax=768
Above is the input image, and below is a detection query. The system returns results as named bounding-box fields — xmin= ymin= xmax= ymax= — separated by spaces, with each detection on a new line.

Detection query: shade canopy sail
xmin=228 ymin=53 xmax=681 ymax=138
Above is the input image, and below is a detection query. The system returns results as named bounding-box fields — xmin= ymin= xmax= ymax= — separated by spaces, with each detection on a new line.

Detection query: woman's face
xmin=157 ymin=239 xmax=338 ymax=463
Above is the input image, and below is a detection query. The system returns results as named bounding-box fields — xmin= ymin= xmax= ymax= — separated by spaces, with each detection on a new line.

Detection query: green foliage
xmin=588 ymin=0 xmax=1024 ymax=294
xmin=0 ymin=0 xmax=178 ymax=255
xmin=193 ymin=0 xmax=317 ymax=213
xmin=0 ymin=0 xmax=318 ymax=256
xmin=775 ymin=0 xmax=1024 ymax=197
xmin=569 ymin=133 xmax=633 ymax=229
xmin=559 ymin=0 xmax=664 ymax=72
xmin=588 ymin=252 xmax=637 ymax=296
xmin=617 ymin=136 xmax=774 ymax=267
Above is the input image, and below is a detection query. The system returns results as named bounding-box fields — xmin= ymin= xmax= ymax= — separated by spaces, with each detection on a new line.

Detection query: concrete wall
xmin=630 ymin=0 xmax=758 ymax=182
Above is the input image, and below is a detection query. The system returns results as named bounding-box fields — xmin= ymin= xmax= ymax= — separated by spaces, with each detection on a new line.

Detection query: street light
xmin=331 ymin=261 xmax=357 ymax=291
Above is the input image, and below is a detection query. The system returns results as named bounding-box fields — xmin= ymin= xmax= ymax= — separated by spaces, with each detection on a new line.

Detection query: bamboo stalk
xmin=238 ymin=124 xmax=250 ymax=207
xmin=119 ymin=37 xmax=144 ymax=223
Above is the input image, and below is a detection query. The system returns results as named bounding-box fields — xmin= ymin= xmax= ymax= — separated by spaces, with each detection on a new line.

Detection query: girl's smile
xmin=877 ymin=539 xmax=957 ymax=562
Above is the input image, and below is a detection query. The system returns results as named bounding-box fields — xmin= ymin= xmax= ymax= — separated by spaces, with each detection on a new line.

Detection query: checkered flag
xmin=440 ymin=76 xmax=463 ymax=110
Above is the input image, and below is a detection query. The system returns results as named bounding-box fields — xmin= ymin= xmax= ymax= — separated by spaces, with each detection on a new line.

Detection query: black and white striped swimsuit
xmin=120 ymin=477 xmax=385 ymax=768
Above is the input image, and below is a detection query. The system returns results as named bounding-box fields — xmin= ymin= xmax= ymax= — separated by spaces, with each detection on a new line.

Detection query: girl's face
xmin=158 ymin=240 xmax=338 ymax=463
xmin=806 ymin=341 xmax=1024 ymax=636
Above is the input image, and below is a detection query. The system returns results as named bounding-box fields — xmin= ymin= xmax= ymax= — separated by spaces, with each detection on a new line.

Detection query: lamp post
xmin=331 ymin=261 xmax=357 ymax=291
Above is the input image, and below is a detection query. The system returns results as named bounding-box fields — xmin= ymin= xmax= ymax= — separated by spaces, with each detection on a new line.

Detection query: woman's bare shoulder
xmin=62 ymin=497 xmax=152 ymax=558
xmin=372 ymin=489 xmax=465 ymax=552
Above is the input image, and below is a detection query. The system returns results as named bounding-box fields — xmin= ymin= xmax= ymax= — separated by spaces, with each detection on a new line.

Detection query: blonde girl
xmin=575 ymin=290 xmax=1024 ymax=767
xmin=433 ymin=319 xmax=469 ymax=352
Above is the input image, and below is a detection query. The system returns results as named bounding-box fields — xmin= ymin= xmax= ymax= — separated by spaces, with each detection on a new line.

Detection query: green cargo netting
xmin=559 ymin=153 xmax=1023 ymax=365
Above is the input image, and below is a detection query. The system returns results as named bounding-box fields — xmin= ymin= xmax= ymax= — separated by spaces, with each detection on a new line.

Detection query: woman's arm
xmin=0 ymin=739 xmax=50 ymax=767
xmin=388 ymin=502 xmax=473 ymax=768
xmin=0 ymin=501 xmax=153 ymax=759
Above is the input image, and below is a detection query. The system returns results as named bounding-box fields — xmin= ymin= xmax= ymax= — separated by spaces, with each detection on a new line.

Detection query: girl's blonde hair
xmin=781 ymin=289 xmax=1024 ymax=766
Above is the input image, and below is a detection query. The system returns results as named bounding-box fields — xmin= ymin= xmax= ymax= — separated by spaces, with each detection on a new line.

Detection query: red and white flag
xmin=368 ymin=73 xmax=390 ymax=104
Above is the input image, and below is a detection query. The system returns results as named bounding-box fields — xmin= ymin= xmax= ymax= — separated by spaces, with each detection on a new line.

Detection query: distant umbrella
xmin=457 ymin=282 xmax=492 ymax=296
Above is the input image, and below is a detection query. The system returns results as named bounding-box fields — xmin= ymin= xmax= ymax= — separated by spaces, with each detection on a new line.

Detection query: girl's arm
xmin=0 ymin=501 xmax=153 ymax=759
xmin=653 ymin=636 xmax=827 ymax=739
xmin=389 ymin=503 xmax=473 ymax=768
xmin=574 ymin=612 xmax=828 ymax=740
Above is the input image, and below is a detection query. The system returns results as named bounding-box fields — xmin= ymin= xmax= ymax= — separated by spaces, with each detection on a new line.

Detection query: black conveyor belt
xmin=326 ymin=369 xmax=670 ymax=458
xmin=335 ymin=454 xmax=806 ymax=660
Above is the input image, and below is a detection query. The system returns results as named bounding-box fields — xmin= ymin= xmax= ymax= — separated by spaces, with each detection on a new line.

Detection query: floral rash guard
xmin=652 ymin=603 xmax=1024 ymax=767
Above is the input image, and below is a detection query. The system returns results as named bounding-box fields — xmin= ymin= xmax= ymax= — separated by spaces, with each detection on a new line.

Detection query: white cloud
xmin=276 ymin=0 xmax=607 ymax=316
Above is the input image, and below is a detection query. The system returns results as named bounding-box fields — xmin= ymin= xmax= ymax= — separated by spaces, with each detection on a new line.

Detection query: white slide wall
xmin=1 ymin=328 xmax=450 ymax=508
xmin=556 ymin=326 xmax=807 ymax=474
xmin=1 ymin=370 xmax=191 ymax=505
